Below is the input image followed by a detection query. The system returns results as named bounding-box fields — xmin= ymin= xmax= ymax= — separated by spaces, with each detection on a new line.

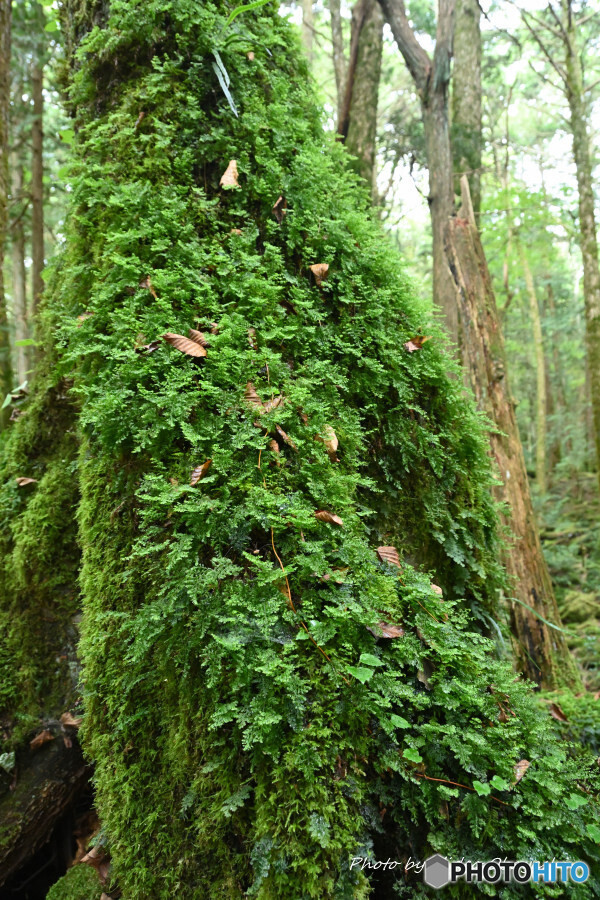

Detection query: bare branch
xmin=576 ymin=9 xmax=600 ymax=27
xmin=521 ymin=10 xmax=568 ymax=87
xmin=377 ymin=0 xmax=431 ymax=93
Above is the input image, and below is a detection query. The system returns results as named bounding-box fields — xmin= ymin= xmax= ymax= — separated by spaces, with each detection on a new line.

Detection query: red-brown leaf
xmin=404 ymin=335 xmax=431 ymax=352
xmin=367 ymin=621 xmax=405 ymax=639
xmin=188 ymin=328 xmax=209 ymax=348
xmin=82 ymin=844 xmax=111 ymax=884
xmin=135 ymin=339 xmax=160 ymax=354
xmin=220 ymin=159 xmax=240 ymax=188
xmin=548 ymin=702 xmax=569 ymax=723
xmin=309 ymin=263 xmax=329 ymax=286
xmin=245 ymin=382 xmax=264 ymax=410
xmin=376 ymin=546 xmax=401 ymax=568
xmin=60 ymin=711 xmax=82 ymax=729
xmin=30 ymin=729 xmax=54 ymax=750
xmin=190 ymin=459 xmax=212 ymax=486
xmin=315 ymin=510 xmax=343 ymax=526
xmin=163 ymin=333 xmax=207 ymax=357
xmin=431 ymin=583 xmax=443 ymax=596
xmin=139 ymin=275 xmax=157 ymax=298
xmin=263 ymin=395 xmax=284 ymax=414
xmin=272 ymin=195 xmax=287 ymax=223
xmin=275 ymin=424 xmax=297 ymax=450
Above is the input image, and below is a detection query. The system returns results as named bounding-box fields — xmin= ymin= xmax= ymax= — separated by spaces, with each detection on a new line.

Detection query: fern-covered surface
xmin=0 ymin=0 xmax=599 ymax=896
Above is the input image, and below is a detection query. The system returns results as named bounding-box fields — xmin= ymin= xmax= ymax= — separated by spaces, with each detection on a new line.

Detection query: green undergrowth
xmin=45 ymin=862 xmax=102 ymax=900
xmin=1 ymin=0 xmax=599 ymax=896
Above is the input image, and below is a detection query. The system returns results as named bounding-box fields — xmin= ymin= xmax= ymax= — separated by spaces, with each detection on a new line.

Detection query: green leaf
xmin=359 ymin=652 xmax=384 ymax=668
xmin=389 ymin=714 xmax=411 ymax=729
xmin=490 ymin=775 xmax=509 ymax=791
xmin=586 ymin=823 xmax=600 ymax=843
xmin=44 ymin=18 xmax=59 ymax=32
xmin=403 ymin=747 xmax=422 ymax=764
xmin=473 ymin=780 xmax=491 ymax=796
xmin=225 ymin=0 xmax=273 ymax=27
xmin=59 ymin=129 xmax=75 ymax=145
xmin=347 ymin=666 xmax=374 ymax=684
xmin=565 ymin=793 xmax=588 ymax=811
xmin=14 ymin=339 xmax=37 ymax=347
xmin=1 ymin=393 xmax=11 ymax=410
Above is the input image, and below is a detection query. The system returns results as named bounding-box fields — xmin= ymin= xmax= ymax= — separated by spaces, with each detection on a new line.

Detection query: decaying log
xmin=0 ymin=730 xmax=89 ymax=887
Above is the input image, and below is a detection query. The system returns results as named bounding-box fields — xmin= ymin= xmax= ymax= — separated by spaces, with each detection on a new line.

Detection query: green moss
xmin=45 ymin=863 xmax=103 ymax=900
xmin=1 ymin=1 xmax=599 ymax=897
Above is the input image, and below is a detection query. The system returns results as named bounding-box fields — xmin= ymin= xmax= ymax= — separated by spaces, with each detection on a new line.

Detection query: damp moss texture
xmin=0 ymin=1 xmax=599 ymax=897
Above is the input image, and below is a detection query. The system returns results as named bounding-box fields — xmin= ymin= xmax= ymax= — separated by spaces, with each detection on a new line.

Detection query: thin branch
xmin=521 ymin=10 xmax=568 ymax=87
xmin=377 ymin=0 xmax=431 ymax=93
xmin=576 ymin=9 xmax=600 ymax=27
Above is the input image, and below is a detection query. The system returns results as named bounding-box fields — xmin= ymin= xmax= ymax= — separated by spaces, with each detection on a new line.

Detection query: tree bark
xmin=521 ymin=249 xmax=547 ymax=495
xmin=445 ymin=178 xmax=579 ymax=689
xmin=0 ymin=0 xmax=11 ymax=426
xmin=301 ymin=0 xmax=314 ymax=65
xmin=451 ymin=0 xmax=481 ymax=220
xmin=31 ymin=24 xmax=45 ymax=315
xmin=10 ymin=159 xmax=28 ymax=385
xmin=379 ymin=0 xmax=458 ymax=345
xmin=329 ymin=0 xmax=347 ymax=125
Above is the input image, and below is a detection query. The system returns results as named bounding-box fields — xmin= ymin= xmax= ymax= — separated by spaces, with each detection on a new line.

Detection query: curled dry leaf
xmin=82 ymin=844 xmax=111 ymax=884
xmin=139 ymin=275 xmax=157 ymax=298
xmin=309 ymin=263 xmax=329 ymax=286
xmin=513 ymin=759 xmax=530 ymax=784
xmin=190 ymin=459 xmax=212 ymax=486
xmin=76 ymin=311 xmax=94 ymax=327
xmin=231 ymin=228 xmax=243 ymax=235
xmin=548 ymin=702 xmax=569 ymax=723
xmin=275 ymin=424 xmax=297 ymax=451
xmin=317 ymin=425 xmax=339 ymax=462
xmin=315 ymin=510 xmax=344 ymax=527
xmin=60 ymin=711 xmax=82 ymax=728
xmin=30 ymin=729 xmax=54 ymax=750
xmin=210 ymin=322 xmax=220 ymax=335
xmin=220 ymin=159 xmax=240 ymax=188
xmin=245 ymin=381 xmax=264 ymax=410
xmin=404 ymin=335 xmax=432 ymax=353
xmin=247 ymin=51 xmax=255 ymax=60
xmin=431 ymin=584 xmax=443 ymax=596
xmin=263 ymin=395 xmax=284 ymax=414
xmin=188 ymin=328 xmax=209 ymax=348
xmin=269 ymin=439 xmax=281 ymax=466
xmin=163 ymin=333 xmax=207 ymax=358
xmin=272 ymin=195 xmax=287 ymax=223
xmin=16 ymin=477 xmax=37 ymax=487
xmin=376 ymin=546 xmax=401 ymax=568
xmin=367 ymin=621 xmax=405 ymax=639
xmin=135 ymin=337 xmax=160 ymax=354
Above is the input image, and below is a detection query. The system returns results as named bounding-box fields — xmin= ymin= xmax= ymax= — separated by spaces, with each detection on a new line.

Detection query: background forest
xmin=1 ymin=0 xmax=600 ymax=896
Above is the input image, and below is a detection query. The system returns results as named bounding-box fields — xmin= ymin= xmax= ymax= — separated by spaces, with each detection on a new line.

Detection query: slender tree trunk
xmin=301 ymin=0 xmax=314 ymax=65
xmin=445 ymin=178 xmax=579 ymax=689
xmin=562 ymin=2 xmax=600 ymax=491
xmin=329 ymin=0 xmax=347 ymax=125
xmin=344 ymin=0 xmax=384 ymax=192
xmin=0 ymin=0 xmax=11 ymax=425
xmin=11 ymin=159 xmax=28 ymax=385
xmin=31 ymin=35 xmax=45 ymax=314
xmin=451 ymin=0 xmax=481 ymax=220
xmin=521 ymin=250 xmax=547 ymax=495
xmin=379 ymin=0 xmax=458 ymax=344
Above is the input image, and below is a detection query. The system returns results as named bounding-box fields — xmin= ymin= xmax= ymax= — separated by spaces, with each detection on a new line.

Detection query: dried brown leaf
xmin=269 ymin=439 xmax=281 ymax=466
xmin=367 ymin=621 xmax=405 ymax=639
xmin=263 ymin=395 xmax=284 ymax=414
xmin=513 ymin=759 xmax=530 ymax=784
xmin=245 ymin=382 xmax=264 ymax=410
xmin=135 ymin=339 xmax=160 ymax=354
xmin=30 ymin=729 xmax=54 ymax=750
xmin=220 ymin=159 xmax=240 ymax=188
xmin=190 ymin=459 xmax=212 ymax=486
xmin=317 ymin=424 xmax=339 ymax=462
xmin=210 ymin=322 xmax=220 ymax=335
xmin=315 ymin=510 xmax=344 ymax=527
xmin=548 ymin=702 xmax=569 ymax=723
xmin=404 ymin=335 xmax=432 ymax=353
xmin=376 ymin=546 xmax=401 ymax=568
xmin=139 ymin=275 xmax=157 ymax=298
xmin=60 ymin=711 xmax=82 ymax=728
xmin=188 ymin=328 xmax=209 ymax=348
xmin=309 ymin=263 xmax=329 ymax=286
xmin=272 ymin=195 xmax=287 ymax=223
xmin=431 ymin=584 xmax=443 ymax=596
xmin=163 ymin=333 xmax=207 ymax=358
xmin=82 ymin=844 xmax=111 ymax=884
xmin=77 ymin=311 xmax=94 ymax=327
xmin=247 ymin=51 xmax=255 ymax=60
xmin=275 ymin=424 xmax=297 ymax=450
xmin=16 ymin=477 xmax=37 ymax=487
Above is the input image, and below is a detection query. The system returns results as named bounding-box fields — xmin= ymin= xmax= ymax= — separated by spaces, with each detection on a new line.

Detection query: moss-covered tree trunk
xmin=1 ymin=3 xmax=598 ymax=897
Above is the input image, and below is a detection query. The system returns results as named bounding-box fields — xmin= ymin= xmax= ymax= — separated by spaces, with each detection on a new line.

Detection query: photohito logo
xmin=423 ymin=855 xmax=590 ymax=889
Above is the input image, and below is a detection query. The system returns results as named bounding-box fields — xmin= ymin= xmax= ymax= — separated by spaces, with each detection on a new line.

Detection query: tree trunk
xmin=521 ymin=249 xmax=547 ymax=495
xmin=11 ymin=159 xmax=28 ymax=385
xmin=445 ymin=178 xmax=579 ymax=689
xmin=0 ymin=0 xmax=11 ymax=426
xmin=562 ymin=1 xmax=600 ymax=491
xmin=343 ymin=0 xmax=384 ymax=193
xmin=451 ymin=0 xmax=481 ymax=220
xmin=329 ymin=0 xmax=347 ymax=125
xmin=31 ymin=21 xmax=45 ymax=315
xmin=301 ymin=0 xmax=314 ymax=65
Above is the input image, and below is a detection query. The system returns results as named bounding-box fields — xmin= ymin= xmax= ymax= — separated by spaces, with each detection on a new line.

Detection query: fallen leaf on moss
xmin=82 ymin=845 xmax=111 ymax=883
xmin=220 ymin=159 xmax=240 ymax=188
xmin=163 ymin=333 xmax=207 ymax=357
xmin=513 ymin=759 xmax=530 ymax=783
xmin=431 ymin=583 xmax=443 ymax=596
xmin=76 ymin=311 xmax=93 ymax=326
xmin=548 ymin=702 xmax=569 ymax=723
xmin=16 ymin=477 xmax=37 ymax=487
xmin=30 ymin=729 xmax=54 ymax=750
xmin=139 ymin=275 xmax=157 ymax=298
xmin=245 ymin=382 xmax=263 ymax=410
xmin=60 ymin=711 xmax=82 ymax=728
xmin=263 ymin=395 xmax=284 ymax=414
xmin=315 ymin=510 xmax=343 ymax=526
xmin=367 ymin=621 xmax=405 ymax=638
xmin=272 ymin=195 xmax=287 ymax=223
xmin=317 ymin=425 xmax=339 ymax=461
xmin=376 ymin=546 xmax=401 ymax=568
xmin=188 ymin=328 xmax=209 ymax=348
xmin=404 ymin=335 xmax=431 ymax=352
xmin=309 ymin=263 xmax=329 ymax=286
xmin=191 ymin=459 xmax=212 ymax=485
xmin=275 ymin=424 xmax=297 ymax=450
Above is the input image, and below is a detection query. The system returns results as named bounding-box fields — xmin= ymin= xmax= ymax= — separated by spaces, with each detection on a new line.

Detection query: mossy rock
xmin=45 ymin=864 xmax=102 ymax=900
xmin=560 ymin=590 xmax=599 ymax=624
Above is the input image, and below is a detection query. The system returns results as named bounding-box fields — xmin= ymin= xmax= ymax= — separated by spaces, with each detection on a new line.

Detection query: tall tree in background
xmin=378 ymin=0 xmax=458 ymax=342
xmin=31 ymin=2 xmax=45 ymax=314
xmin=0 ymin=0 xmax=11 ymax=426
xmin=451 ymin=0 xmax=481 ymax=220
xmin=521 ymin=0 xmax=600 ymax=491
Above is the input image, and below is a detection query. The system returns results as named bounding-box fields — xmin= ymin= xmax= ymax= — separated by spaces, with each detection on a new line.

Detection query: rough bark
xmin=451 ymin=0 xmax=481 ymax=220
xmin=379 ymin=0 xmax=458 ymax=345
xmin=329 ymin=0 xmax=347 ymax=125
xmin=521 ymin=249 xmax=547 ymax=495
xmin=343 ymin=0 xmax=384 ymax=192
xmin=0 ymin=0 xmax=11 ymax=427
xmin=32 ymin=59 xmax=45 ymax=315
xmin=11 ymin=159 xmax=28 ymax=385
xmin=445 ymin=178 xmax=579 ymax=689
